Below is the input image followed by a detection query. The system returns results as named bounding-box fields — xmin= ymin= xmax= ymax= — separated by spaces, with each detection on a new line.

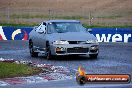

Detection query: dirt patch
xmin=0 ymin=0 xmax=132 ymax=26
xmin=0 ymin=58 xmax=73 ymax=86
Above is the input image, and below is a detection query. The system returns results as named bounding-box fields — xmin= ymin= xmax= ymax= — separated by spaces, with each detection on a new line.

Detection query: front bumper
xmin=50 ymin=44 xmax=99 ymax=55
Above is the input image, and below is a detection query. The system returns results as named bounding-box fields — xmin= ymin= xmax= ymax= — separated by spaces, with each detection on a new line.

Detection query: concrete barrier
xmin=0 ymin=26 xmax=132 ymax=42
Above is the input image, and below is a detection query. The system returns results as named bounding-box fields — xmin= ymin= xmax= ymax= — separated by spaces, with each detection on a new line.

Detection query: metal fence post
xmin=89 ymin=11 xmax=92 ymax=26
xmin=48 ymin=9 xmax=51 ymax=20
xmin=7 ymin=7 xmax=10 ymax=24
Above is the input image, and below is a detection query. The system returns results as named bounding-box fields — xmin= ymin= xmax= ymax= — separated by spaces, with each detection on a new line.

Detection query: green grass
xmin=0 ymin=23 xmax=37 ymax=27
xmin=10 ymin=14 xmax=84 ymax=20
xmin=10 ymin=14 xmax=123 ymax=19
xmin=0 ymin=23 xmax=132 ymax=28
xmin=1 ymin=13 xmax=132 ymax=27
xmin=95 ymin=15 xmax=122 ymax=19
xmin=83 ymin=24 xmax=132 ymax=28
xmin=0 ymin=62 xmax=41 ymax=78
xmin=11 ymin=14 xmax=50 ymax=19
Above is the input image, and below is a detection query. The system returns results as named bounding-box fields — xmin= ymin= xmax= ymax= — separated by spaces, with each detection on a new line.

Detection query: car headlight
xmin=53 ymin=40 xmax=69 ymax=45
xmin=86 ymin=40 xmax=98 ymax=44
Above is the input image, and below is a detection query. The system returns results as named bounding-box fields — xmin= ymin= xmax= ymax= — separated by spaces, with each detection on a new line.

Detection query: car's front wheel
xmin=29 ymin=41 xmax=38 ymax=57
xmin=89 ymin=54 xmax=98 ymax=58
xmin=46 ymin=43 xmax=52 ymax=60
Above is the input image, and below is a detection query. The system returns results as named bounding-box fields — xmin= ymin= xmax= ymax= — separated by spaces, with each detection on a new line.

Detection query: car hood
xmin=46 ymin=32 xmax=97 ymax=42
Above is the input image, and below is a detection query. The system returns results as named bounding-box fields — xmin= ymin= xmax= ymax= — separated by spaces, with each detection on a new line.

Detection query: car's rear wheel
xmin=46 ymin=42 xmax=52 ymax=60
xmin=29 ymin=41 xmax=38 ymax=57
xmin=89 ymin=54 xmax=98 ymax=58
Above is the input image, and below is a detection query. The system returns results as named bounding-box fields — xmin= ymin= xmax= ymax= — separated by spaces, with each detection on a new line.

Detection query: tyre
xmin=46 ymin=42 xmax=52 ymax=60
xmin=29 ymin=41 xmax=38 ymax=57
xmin=89 ymin=54 xmax=98 ymax=58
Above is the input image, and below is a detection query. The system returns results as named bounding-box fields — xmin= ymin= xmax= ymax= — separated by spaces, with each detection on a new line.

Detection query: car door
xmin=36 ymin=22 xmax=47 ymax=49
xmin=33 ymin=23 xmax=43 ymax=46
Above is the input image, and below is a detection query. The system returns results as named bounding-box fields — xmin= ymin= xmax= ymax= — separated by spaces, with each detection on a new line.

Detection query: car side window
xmin=47 ymin=23 xmax=55 ymax=33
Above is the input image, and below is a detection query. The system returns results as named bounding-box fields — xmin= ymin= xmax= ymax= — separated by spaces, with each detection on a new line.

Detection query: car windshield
xmin=47 ymin=22 xmax=86 ymax=33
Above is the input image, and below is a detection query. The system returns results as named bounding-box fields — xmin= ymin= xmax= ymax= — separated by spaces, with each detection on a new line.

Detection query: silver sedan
xmin=29 ymin=20 xmax=99 ymax=59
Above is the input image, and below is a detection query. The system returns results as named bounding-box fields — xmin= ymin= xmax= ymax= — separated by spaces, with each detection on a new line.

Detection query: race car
xmin=29 ymin=20 xmax=99 ymax=59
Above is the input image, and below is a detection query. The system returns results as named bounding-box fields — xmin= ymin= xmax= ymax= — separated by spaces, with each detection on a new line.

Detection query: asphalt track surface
xmin=0 ymin=41 xmax=132 ymax=88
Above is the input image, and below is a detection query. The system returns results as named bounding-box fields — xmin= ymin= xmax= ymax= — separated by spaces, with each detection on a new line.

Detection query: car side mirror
xmin=87 ymin=28 xmax=92 ymax=32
